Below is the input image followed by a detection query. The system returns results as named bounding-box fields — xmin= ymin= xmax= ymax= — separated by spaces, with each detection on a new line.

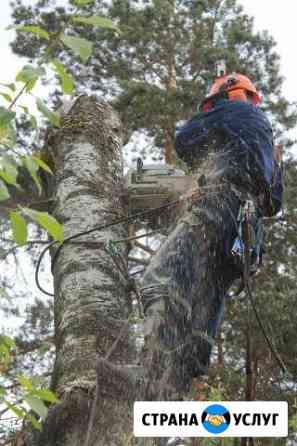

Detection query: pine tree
xmin=11 ymin=0 xmax=297 ymax=160
xmin=205 ymin=162 xmax=297 ymax=444
xmin=7 ymin=0 xmax=297 ymax=443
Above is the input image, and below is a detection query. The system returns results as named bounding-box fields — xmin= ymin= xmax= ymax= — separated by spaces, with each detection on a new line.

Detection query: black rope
xmin=241 ymin=211 xmax=288 ymax=375
xmin=246 ymin=282 xmax=288 ymax=375
xmin=230 ymin=203 xmax=289 ymax=376
xmin=35 ymin=184 xmax=227 ymax=297
xmin=34 ymin=184 xmax=241 ymax=295
xmin=35 ymin=184 xmax=291 ymax=379
xmin=35 ymin=198 xmax=182 ymax=297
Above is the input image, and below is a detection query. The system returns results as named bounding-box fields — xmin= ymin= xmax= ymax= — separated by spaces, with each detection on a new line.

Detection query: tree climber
xmin=140 ymin=73 xmax=283 ymax=400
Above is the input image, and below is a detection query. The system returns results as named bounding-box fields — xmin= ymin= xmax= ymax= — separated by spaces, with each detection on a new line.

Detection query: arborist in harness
xmin=140 ymin=72 xmax=283 ymax=400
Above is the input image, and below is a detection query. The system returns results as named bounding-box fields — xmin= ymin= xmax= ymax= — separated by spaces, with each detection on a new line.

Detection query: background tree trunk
xmin=30 ymin=97 xmax=135 ymax=446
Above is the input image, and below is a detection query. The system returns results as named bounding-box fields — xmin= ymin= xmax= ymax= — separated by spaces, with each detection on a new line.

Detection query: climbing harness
xmin=231 ymin=200 xmax=264 ymax=277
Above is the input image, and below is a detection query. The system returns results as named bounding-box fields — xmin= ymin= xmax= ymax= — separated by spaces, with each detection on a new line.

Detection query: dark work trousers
xmin=140 ymin=150 xmax=247 ymax=400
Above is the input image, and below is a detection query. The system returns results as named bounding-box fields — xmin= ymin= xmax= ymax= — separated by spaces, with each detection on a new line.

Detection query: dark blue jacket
xmin=175 ymin=100 xmax=283 ymax=216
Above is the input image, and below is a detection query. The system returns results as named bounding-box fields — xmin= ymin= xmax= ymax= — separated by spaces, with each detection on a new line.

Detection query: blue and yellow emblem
xmin=201 ymin=404 xmax=231 ymax=434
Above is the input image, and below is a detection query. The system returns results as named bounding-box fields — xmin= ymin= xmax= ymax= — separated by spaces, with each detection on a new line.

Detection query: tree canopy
xmin=0 ymin=0 xmax=296 ymax=444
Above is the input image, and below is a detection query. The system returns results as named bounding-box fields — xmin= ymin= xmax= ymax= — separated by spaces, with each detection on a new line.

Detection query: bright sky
xmin=1 ymin=0 xmax=297 ymax=99
xmin=0 ymin=3 xmax=23 ymax=83
xmin=1 ymin=0 xmax=297 ymax=105
xmin=239 ymin=0 xmax=297 ymax=103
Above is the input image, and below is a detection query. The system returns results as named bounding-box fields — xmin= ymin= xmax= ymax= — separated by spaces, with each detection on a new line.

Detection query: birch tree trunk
xmin=30 ymin=96 xmax=135 ymax=446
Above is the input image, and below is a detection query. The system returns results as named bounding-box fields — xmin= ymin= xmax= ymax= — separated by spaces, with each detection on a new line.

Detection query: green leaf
xmin=0 ymin=169 xmax=17 ymax=186
xmin=0 ymin=247 xmax=9 ymax=260
xmin=0 ymin=92 xmax=13 ymax=103
xmin=72 ymin=0 xmax=94 ymax=6
xmin=16 ymin=65 xmax=45 ymax=92
xmin=27 ymin=413 xmax=42 ymax=431
xmin=0 ymin=156 xmax=18 ymax=186
xmin=32 ymin=388 xmax=60 ymax=404
xmin=5 ymin=401 xmax=26 ymax=419
xmin=0 ymin=83 xmax=16 ymax=92
xmin=72 ymin=15 xmax=119 ymax=32
xmin=10 ymin=212 xmax=28 ymax=245
xmin=61 ymin=34 xmax=93 ymax=63
xmin=38 ymin=342 xmax=51 ymax=354
xmin=35 ymin=212 xmax=64 ymax=242
xmin=0 ymin=344 xmax=9 ymax=360
xmin=24 ymin=394 xmax=48 ymax=420
xmin=0 ymin=123 xmax=15 ymax=147
xmin=18 ymin=375 xmax=34 ymax=391
xmin=0 ymin=335 xmax=14 ymax=363
xmin=0 ymin=386 xmax=7 ymax=397
xmin=19 ymin=105 xmax=29 ymax=114
xmin=21 ymin=156 xmax=42 ymax=195
xmin=23 ymin=208 xmax=64 ymax=242
xmin=36 ymin=98 xmax=60 ymax=127
xmin=0 ymin=107 xmax=15 ymax=128
xmin=15 ymin=25 xmax=50 ymax=40
xmin=31 ymin=115 xmax=38 ymax=130
xmin=0 ymin=335 xmax=15 ymax=349
xmin=0 ymin=335 xmax=15 ymax=365
xmin=0 ymin=180 xmax=10 ymax=201
xmin=19 ymin=106 xmax=38 ymax=129
xmin=32 ymin=155 xmax=53 ymax=175
xmin=16 ymin=65 xmax=44 ymax=82
xmin=289 ymin=413 xmax=297 ymax=430
xmin=51 ymin=59 xmax=75 ymax=95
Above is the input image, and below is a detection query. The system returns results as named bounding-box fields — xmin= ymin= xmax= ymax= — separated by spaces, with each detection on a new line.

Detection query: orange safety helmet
xmin=201 ymin=73 xmax=261 ymax=112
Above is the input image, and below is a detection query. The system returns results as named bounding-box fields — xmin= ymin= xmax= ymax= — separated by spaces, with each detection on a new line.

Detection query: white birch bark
xmin=32 ymin=97 xmax=135 ymax=446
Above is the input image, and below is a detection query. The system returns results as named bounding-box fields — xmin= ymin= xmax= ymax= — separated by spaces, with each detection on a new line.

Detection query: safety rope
xmin=35 ymin=183 xmax=225 ymax=297
xmin=35 ymin=196 xmax=188 ymax=297
xmin=241 ymin=212 xmax=289 ymax=375
xmin=34 ymin=181 xmax=291 ymax=378
xmin=246 ymin=283 xmax=288 ymax=375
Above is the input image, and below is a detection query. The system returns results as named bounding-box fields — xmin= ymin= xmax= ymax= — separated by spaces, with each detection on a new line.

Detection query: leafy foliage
xmin=0 ymin=3 xmax=119 ymax=440
xmin=10 ymin=0 xmax=297 ymax=161
xmin=2 ymin=374 xmax=60 ymax=432
xmin=60 ymin=34 xmax=93 ymax=63
xmin=10 ymin=212 xmax=28 ymax=245
xmin=16 ymin=65 xmax=45 ymax=92
xmin=51 ymin=59 xmax=75 ymax=95
xmin=22 ymin=208 xmax=64 ymax=242
xmin=2 ymin=0 xmax=297 ymax=443
xmin=72 ymin=15 xmax=120 ymax=31
xmin=14 ymin=25 xmax=50 ymax=41
xmin=36 ymin=98 xmax=61 ymax=128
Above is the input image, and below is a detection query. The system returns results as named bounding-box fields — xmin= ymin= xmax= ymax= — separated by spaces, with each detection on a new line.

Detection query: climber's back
xmin=175 ymin=73 xmax=283 ymax=216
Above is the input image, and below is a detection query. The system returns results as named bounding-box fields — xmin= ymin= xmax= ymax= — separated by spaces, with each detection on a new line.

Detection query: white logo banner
xmin=134 ymin=401 xmax=288 ymax=437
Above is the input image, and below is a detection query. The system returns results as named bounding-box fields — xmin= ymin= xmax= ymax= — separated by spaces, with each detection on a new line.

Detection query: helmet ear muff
xmin=246 ymin=90 xmax=258 ymax=104
xmin=200 ymin=90 xmax=229 ymax=112
xmin=200 ymin=99 xmax=213 ymax=112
